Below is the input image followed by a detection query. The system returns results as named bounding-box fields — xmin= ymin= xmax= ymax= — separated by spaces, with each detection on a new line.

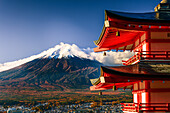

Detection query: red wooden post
xmin=166 ymin=51 xmax=168 ymax=59
xmin=139 ymin=52 xmax=142 ymax=60
xmin=138 ymin=103 xmax=141 ymax=112
xmin=168 ymin=103 xmax=170 ymax=111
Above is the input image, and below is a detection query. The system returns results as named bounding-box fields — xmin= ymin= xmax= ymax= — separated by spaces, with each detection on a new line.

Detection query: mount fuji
xmin=0 ymin=42 xmax=133 ymax=91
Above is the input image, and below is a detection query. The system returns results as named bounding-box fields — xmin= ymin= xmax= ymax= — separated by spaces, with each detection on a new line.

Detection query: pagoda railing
xmin=122 ymin=51 xmax=170 ymax=65
xmin=120 ymin=103 xmax=137 ymax=112
xmin=121 ymin=103 xmax=170 ymax=112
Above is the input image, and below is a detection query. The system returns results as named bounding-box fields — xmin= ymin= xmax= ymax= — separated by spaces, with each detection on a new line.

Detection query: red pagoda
xmin=90 ymin=0 xmax=170 ymax=112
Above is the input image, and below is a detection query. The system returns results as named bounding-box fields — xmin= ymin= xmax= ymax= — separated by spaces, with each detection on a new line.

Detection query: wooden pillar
xmin=145 ymin=31 xmax=151 ymax=57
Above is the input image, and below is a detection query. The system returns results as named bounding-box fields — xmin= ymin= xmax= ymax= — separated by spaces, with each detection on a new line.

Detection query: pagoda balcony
xmin=121 ymin=103 xmax=170 ymax=113
xmin=122 ymin=51 xmax=170 ymax=65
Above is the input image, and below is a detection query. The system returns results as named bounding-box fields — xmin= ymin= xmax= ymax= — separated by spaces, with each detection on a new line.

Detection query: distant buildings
xmin=6 ymin=107 xmax=32 ymax=113
xmin=7 ymin=108 xmax=22 ymax=113
xmin=1 ymin=102 xmax=123 ymax=113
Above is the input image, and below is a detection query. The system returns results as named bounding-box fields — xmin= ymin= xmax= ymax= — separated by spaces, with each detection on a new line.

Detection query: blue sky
xmin=0 ymin=0 xmax=161 ymax=63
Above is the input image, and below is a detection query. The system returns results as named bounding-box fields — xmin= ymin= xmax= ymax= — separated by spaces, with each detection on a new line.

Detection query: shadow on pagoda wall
xmin=138 ymin=62 xmax=170 ymax=74
xmin=108 ymin=61 xmax=170 ymax=75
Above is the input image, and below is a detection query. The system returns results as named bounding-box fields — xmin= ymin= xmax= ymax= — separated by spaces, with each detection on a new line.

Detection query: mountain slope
xmin=0 ymin=57 xmax=101 ymax=91
xmin=0 ymin=42 xmax=134 ymax=72
xmin=0 ymin=42 xmax=133 ymax=91
xmin=0 ymin=42 xmax=93 ymax=72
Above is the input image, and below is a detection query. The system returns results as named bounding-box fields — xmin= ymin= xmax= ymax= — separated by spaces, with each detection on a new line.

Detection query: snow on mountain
xmin=0 ymin=42 xmax=134 ymax=72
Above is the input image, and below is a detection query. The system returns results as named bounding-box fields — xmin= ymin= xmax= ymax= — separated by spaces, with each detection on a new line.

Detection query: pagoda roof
xmin=106 ymin=10 xmax=170 ymax=22
xmin=94 ymin=28 xmax=143 ymax=52
xmin=161 ymin=0 xmax=170 ymax=4
xmin=90 ymin=63 xmax=170 ymax=91
xmin=94 ymin=10 xmax=170 ymax=52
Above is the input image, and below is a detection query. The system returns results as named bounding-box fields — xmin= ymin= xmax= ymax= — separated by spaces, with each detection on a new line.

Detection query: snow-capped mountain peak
xmin=40 ymin=42 xmax=90 ymax=59
xmin=0 ymin=42 xmax=134 ymax=72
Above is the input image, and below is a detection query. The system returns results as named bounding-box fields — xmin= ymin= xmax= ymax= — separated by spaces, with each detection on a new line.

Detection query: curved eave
xmin=94 ymin=29 xmax=143 ymax=52
xmin=94 ymin=11 xmax=110 ymax=46
xmin=90 ymin=78 xmax=100 ymax=85
xmin=102 ymin=66 xmax=170 ymax=79
xmin=90 ymin=82 xmax=135 ymax=91
xmin=90 ymin=65 xmax=170 ymax=91
xmin=94 ymin=10 xmax=170 ymax=49
xmin=94 ymin=26 xmax=106 ymax=46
